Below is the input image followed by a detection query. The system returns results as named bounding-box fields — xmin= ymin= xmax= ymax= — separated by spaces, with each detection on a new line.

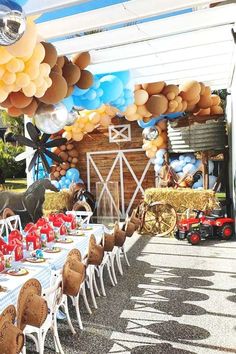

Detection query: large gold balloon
xmin=134 ymin=89 xmax=149 ymax=105
xmin=145 ymin=94 xmax=168 ymax=116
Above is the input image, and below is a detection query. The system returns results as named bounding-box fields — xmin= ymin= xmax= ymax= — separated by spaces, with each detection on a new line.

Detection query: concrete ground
xmin=28 ymin=233 xmax=236 ymax=354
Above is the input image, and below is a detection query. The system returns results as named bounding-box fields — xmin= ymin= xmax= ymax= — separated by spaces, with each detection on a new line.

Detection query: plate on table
xmin=56 ymin=238 xmax=73 ymax=244
xmin=68 ymin=230 xmax=85 ymax=236
xmin=44 ymin=247 xmax=61 ymax=253
xmin=6 ymin=268 xmax=29 ymax=276
xmin=25 ymin=257 xmax=46 ymax=264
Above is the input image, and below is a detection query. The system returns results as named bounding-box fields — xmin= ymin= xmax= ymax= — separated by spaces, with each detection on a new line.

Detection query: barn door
xmin=87 ymin=149 xmax=154 ymax=219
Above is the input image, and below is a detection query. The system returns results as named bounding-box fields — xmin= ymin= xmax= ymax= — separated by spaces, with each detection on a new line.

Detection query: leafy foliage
xmin=0 ymin=140 xmax=25 ymax=178
xmin=0 ymin=110 xmax=24 ymax=136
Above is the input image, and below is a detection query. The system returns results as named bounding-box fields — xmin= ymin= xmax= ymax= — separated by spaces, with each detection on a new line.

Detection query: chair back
xmin=42 ymin=274 xmax=63 ymax=314
xmin=66 ymin=211 xmax=93 ymax=225
xmin=0 ymin=219 xmax=7 ymax=238
xmin=5 ymin=215 xmax=23 ymax=234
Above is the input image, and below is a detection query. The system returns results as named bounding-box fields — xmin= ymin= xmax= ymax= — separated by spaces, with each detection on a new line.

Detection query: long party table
xmin=0 ymin=224 xmax=104 ymax=312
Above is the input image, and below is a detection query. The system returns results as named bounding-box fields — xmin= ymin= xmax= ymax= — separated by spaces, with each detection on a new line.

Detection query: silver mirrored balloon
xmin=35 ymin=103 xmax=69 ymax=134
xmin=142 ymin=127 xmax=159 ymax=141
xmin=66 ymin=109 xmax=78 ymax=126
xmin=0 ymin=1 xmax=26 ymax=46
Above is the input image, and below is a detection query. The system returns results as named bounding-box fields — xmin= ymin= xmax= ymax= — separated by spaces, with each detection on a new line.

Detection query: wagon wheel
xmin=142 ymin=202 xmax=177 ymax=236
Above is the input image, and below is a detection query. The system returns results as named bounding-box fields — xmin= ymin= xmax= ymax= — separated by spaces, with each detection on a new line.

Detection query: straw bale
xmin=144 ymin=188 xmax=218 ymax=213
xmin=43 ymin=191 xmax=71 ymax=214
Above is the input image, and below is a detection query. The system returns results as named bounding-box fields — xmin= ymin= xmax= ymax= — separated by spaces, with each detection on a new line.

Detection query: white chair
xmin=22 ymin=275 xmax=65 ymax=354
xmin=5 ymin=215 xmax=23 ymax=234
xmin=0 ymin=219 xmax=7 ymax=238
xmin=66 ymin=211 xmax=93 ymax=226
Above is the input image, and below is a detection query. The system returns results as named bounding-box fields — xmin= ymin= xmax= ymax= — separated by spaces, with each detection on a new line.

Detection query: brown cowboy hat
xmin=17 ymin=278 xmax=48 ymax=331
xmin=87 ymin=234 xmax=104 ymax=266
xmin=0 ymin=305 xmax=24 ymax=354
xmin=67 ymin=248 xmax=82 ymax=261
xmin=123 ymin=219 xmax=136 ymax=237
xmin=114 ymin=222 xmax=126 ymax=247
xmin=62 ymin=259 xmax=85 ymax=297
xmin=130 ymin=210 xmax=141 ymax=230
xmin=103 ymin=232 xmax=115 ymax=252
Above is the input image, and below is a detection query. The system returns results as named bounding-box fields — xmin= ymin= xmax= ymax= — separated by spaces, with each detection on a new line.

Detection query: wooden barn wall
xmin=74 ymin=117 xmax=155 ymax=213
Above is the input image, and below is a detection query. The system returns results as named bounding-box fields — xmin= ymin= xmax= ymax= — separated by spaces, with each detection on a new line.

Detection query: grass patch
xmin=2 ymin=178 xmax=27 ymax=193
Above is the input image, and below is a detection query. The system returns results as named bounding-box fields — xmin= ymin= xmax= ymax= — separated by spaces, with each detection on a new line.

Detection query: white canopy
xmin=22 ymin=0 xmax=236 ymax=90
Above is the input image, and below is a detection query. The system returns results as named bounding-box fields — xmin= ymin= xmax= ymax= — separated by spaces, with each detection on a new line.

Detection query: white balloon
xmin=209 ymin=175 xmax=217 ymax=189
xmin=35 ymin=103 xmax=69 ymax=134
xmin=208 ymin=160 xmax=214 ymax=175
xmin=65 ymin=109 xmax=78 ymax=126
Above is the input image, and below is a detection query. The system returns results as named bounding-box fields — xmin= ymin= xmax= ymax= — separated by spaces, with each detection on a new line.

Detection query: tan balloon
xmin=73 ymin=52 xmax=91 ymax=69
xmin=134 ymin=84 xmax=142 ymax=90
xmin=125 ymin=104 xmax=137 ymax=116
xmin=187 ymin=95 xmax=200 ymax=106
xmin=134 ymin=89 xmax=149 ymax=105
xmin=197 ymin=94 xmax=212 ymax=109
xmin=146 ymin=81 xmax=166 ymax=95
xmin=136 ymin=104 xmax=152 ymax=118
xmin=162 ymin=84 xmax=179 ymax=97
xmin=211 ymin=94 xmax=221 ymax=106
xmin=179 ymin=80 xmax=201 ymax=101
xmin=146 ymin=150 xmax=156 ymax=159
xmin=210 ymin=105 xmax=223 ymax=115
xmin=145 ymin=94 xmax=168 ymax=116
xmin=125 ymin=113 xmax=142 ymax=121
xmin=199 ymin=82 xmax=206 ymax=95
xmin=168 ymin=100 xmax=178 ymax=110
xmin=196 ymin=108 xmax=211 ymax=116
xmin=204 ymin=86 xmax=211 ymax=96
xmin=157 ymin=119 xmax=167 ymax=131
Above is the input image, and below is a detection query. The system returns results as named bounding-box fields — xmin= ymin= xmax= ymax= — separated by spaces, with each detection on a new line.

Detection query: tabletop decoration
xmin=44 ymin=246 xmax=61 ymax=253
xmin=6 ymin=268 xmax=28 ymax=276
xmin=26 ymin=230 xmax=41 ymax=251
xmin=25 ymin=257 xmax=45 ymax=264
xmin=0 ymin=250 xmax=5 ymax=272
xmin=56 ymin=237 xmax=73 ymax=244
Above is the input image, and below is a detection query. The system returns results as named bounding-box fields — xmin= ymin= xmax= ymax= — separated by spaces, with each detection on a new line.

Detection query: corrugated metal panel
xmin=168 ymin=115 xmax=227 ymax=152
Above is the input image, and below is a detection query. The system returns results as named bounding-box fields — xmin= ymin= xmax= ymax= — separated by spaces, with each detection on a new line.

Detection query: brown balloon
xmin=62 ymin=63 xmax=81 ymax=86
xmin=39 ymin=72 xmax=68 ymax=105
xmin=56 ymin=56 xmax=65 ymax=68
xmin=65 ymin=85 xmax=74 ymax=98
xmin=8 ymin=106 xmax=23 ymax=117
xmin=22 ymin=99 xmax=38 ymax=117
xmin=146 ymin=82 xmax=166 ymax=95
xmin=52 ymin=64 xmax=63 ymax=75
xmin=10 ymin=92 xmax=33 ymax=109
xmin=76 ymin=70 xmax=93 ymax=89
xmin=41 ymin=42 xmax=58 ymax=68
xmin=0 ymin=96 xmax=12 ymax=108
xmin=73 ymin=52 xmax=91 ymax=69
xmin=145 ymin=94 xmax=168 ymax=116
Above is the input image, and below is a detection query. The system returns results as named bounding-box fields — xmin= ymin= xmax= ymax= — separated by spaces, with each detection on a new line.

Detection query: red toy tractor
xmin=174 ymin=209 xmax=234 ymax=245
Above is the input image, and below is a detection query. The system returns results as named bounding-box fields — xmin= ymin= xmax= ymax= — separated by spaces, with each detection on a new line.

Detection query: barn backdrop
xmin=74 ymin=117 xmax=155 ymax=219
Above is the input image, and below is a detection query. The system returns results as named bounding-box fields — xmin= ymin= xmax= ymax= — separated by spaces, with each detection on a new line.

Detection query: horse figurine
xmin=0 ymin=179 xmax=58 ymax=225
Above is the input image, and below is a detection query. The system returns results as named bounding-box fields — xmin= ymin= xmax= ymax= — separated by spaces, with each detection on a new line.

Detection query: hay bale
xmin=43 ymin=191 xmax=71 ymax=214
xmin=144 ymin=188 xmax=218 ymax=214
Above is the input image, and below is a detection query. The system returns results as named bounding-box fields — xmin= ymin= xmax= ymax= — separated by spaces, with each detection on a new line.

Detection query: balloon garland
xmin=141 ymin=120 xmax=168 ymax=159
xmin=124 ymin=80 xmax=223 ymax=124
xmin=63 ymin=105 xmax=118 ymax=141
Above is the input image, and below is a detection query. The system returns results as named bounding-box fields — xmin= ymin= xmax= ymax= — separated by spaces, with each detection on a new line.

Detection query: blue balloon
xmin=81 ymin=97 xmax=101 ymax=110
xmin=125 ymin=97 xmax=134 ymax=106
xmin=100 ymin=75 xmax=123 ymax=103
xmin=96 ymin=88 xmax=103 ymax=97
xmin=118 ymin=105 xmax=127 ymax=112
xmin=65 ymin=179 xmax=71 ymax=187
xmin=86 ymin=89 xmax=97 ymax=101
xmin=124 ymin=89 xmax=133 ymax=99
xmin=66 ymin=168 xmax=80 ymax=183
xmin=61 ymin=176 xmax=66 ymax=182
xmin=62 ymin=96 xmax=74 ymax=112
xmin=77 ymin=178 xmax=84 ymax=184
xmin=73 ymin=86 xmax=89 ymax=97
xmin=113 ymin=71 xmax=131 ymax=86
xmin=93 ymin=78 xmax=100 ymax=89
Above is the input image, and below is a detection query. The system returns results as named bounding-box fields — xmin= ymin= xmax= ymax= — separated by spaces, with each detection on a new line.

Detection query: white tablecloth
xmin=0 ymin=224 xmax=104 ymax=312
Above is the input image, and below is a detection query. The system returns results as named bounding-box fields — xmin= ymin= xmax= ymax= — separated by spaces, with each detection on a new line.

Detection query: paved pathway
xmin=29 ymin=234 xmax=236 ymax=353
